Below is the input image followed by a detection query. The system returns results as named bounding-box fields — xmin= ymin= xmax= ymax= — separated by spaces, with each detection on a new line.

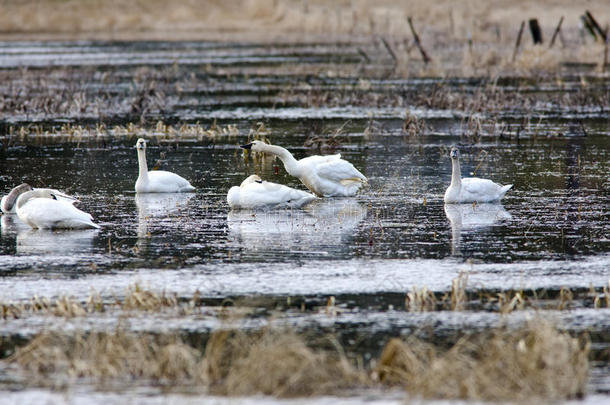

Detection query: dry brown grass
xmin=9 ymin=321 xmax=590 ymax=400
xmin=0 ymin=284 xmax=200 ymax=319
xmin=10 ymin=327 xmax=365 ymax=397
xmin=0 ymin=0 xmax=607 ymax=43
xmin=207 ymin=329 xmax=366 ymax=396
xmin=376 ymin=320 xmax=590 ymax=401
xmin=10 ymin=331 xmax=206 ymax=384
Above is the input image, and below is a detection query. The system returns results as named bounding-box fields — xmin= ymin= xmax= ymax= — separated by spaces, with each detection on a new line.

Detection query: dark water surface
xmin=1 ymin=131 xmax=608 ymax=296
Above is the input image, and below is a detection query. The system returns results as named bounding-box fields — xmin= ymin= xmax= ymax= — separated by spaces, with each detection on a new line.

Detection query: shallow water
xmin=0 ymin=40 xmax=609 ymax=400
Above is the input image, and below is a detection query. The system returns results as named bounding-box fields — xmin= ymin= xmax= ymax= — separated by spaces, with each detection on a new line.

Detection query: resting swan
xmin=16 ymin=189 xmax=100 ymax=229
xmin=240 ymin=141 xmax=367 ymax=197
xmin=135 ymin=138 xmax=195 ymax=193
xmin=444 ymin=147 xmax=512 ymax=204
xmin=227 ymin=175 xmax=317 ymax=209
xmin=2 ymin=183 xmax=77 ymax=214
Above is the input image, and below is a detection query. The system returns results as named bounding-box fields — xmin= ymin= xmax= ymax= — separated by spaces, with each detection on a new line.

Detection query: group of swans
xmin=228 ymin=141 xmax=368 ymax=209
xmin=1 ymin=138 xmax=512 ymax=230
xmin=0 ymin=137 xmax=195 ymax=230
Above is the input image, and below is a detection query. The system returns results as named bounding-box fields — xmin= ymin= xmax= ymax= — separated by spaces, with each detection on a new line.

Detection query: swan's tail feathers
xmin=183 ymin=183 xmax=196 ymax=192
xmin=339 ymin=178 xmax=367 ymax=196
xmin=499 ymin=184 xmax=513 ymax=198
xmin=63 ymin=219 xmax=100 ymax=229
xmin=88 ymin=221 xmax=101 ymax=229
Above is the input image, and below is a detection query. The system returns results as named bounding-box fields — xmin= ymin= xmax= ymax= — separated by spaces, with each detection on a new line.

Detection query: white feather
xmin=242 ymin=141 xmax=367 ymax=197
xmin=16 ymin=190 xmax=99 ymax=229
xmin=227 ymin=175 xmax=317 ymax=209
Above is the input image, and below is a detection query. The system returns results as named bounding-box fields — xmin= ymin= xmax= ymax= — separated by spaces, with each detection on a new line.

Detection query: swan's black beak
xmin=240 ymin=143 xmax=253 ymax=150
xmin=450 ymin=149 xmax=458 ymax=159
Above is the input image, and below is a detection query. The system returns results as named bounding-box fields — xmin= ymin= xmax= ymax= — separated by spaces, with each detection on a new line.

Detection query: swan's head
xmin=1 ymin=183 xmax=33 ymax=213
xmin=15 ymin=189 xmax=58 ymax=209
xmin=240 ymin=175 xmax=263 ymax=186
xmin=135 ymin=138 xmax=147 ymax=151
xmin=450 ymin=147 xmax=459 ymax=160
xmin=15 ymin=189 xmax=78 ymax=209
xmin=240 ymin=140 xmax=266 ymax=152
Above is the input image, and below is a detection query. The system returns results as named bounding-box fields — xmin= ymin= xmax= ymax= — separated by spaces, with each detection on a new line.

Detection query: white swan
xmin=227 ymin=175 xmax=317 ymax=210
xmin=135 ymin=138 xmax=195 ymax=193
xmin=444 ymin=147 xmax=512 ymax=204
xmin=2 ymin=183 xmax=78 ymax=214
xmin=240 ymin=141 xmax=367 ymax=197
xmin=16 ymin=189 xmax=100 ymax=229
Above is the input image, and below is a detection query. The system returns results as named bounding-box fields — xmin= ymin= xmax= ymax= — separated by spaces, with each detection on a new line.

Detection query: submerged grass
xmin=8 ymin=321 xmax=590 ymax=400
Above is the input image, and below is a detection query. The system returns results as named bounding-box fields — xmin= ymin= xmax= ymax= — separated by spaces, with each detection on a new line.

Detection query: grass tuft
xmin=376 ymin=320 xmax=589 ymax=401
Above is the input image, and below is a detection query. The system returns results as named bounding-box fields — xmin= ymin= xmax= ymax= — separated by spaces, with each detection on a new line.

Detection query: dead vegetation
xmin=7 ymin=321 xmax=590 ymax=400
xmin=1 ymin=120 xmax=240 ymax=146
xmin=375 ymin=320 xmax=589 ymax=401
xmin=0 ymin=284 xmax=199 ymax=319
xmin=2 ymin=277 xmax=608 ymax=321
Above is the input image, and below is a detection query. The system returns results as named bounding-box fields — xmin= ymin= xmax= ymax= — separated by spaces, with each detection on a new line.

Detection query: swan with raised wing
xmin=240 ymin=141 xmax=367 ymax=197
xmin=135 ymin=138 xmax=195 ymax=193
xmin=16 ymin=189 xmax=100 ymax=229
xmin=444 ymin=147 xmax=512 ymax=204
xmin=227 ymin=174 xmax=317 ymax=209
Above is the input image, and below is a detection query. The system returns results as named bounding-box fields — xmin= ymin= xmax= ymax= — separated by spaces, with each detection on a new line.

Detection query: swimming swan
xmin=444 ymin=147 xmax=512 ymax=204
xmin=16 ymin=189 xmax=100 ymax=229
xmin=240 ymin=141 xmax=367 ymax=197
xmin=2 ymin=183 xmax=78 ymax=214
xmin=227 ymin=175 xmax=317 ymax=209
xmin=135 ymin=138 xmax=195 ymax=193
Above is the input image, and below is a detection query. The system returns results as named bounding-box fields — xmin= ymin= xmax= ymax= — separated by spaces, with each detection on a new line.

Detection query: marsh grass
xmin=2 ymin=121 xmax=241 ymax=146
xmin=10 ymin=331 xmax=206 ymax=385
xmin=10 ymin=327 xmax=365 ymax=397
xmin=8 ymin=321 xmax=590 ymax=400
xmin=376 ymin=320 xmax=590 ymax=401
xmin=0 ymin=284 xmax=199 ymax=319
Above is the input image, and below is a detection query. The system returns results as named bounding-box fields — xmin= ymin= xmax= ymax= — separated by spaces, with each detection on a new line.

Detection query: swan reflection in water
xmin=16 ymin=228 xmax=99 ymax=255
xmin=444 ymin=203 xmax=512 ymax=255
xmin=227 ymin=198 xmax=367 ymax=250
xmin=135 ymin=193 xmax=194 ymax=252
xmin=1 ymin=214 xmax=30 ymax=237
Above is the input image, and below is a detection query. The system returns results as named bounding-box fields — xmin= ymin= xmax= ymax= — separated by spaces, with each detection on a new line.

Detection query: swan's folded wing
xmin=22 ymin=199 xmax=98 ymax=228
xmin=150 ymin=171 xmax=192 ymax=188
xmin=314 ymin=158 xmax=367 ymax=183
xmin=250 ymin=182 xmax=314 ymax=205
xmin=461 ymin=178 xmax=502 ymax=197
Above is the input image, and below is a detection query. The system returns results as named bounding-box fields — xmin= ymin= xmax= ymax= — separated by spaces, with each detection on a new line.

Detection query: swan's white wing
xmin=461 ymin=178 xmax=504 ymax=201
xmin=148 ymin=170 xmax=195 ymax=192
xmin=311 ymin=157 xmax=367 ymax=183
xmin=19 ymin=199 xmax=99 ymax=229
xmin=229 ymin=181 xmax=316 ymax=209
xmin=247 ymin=182 xmax=315 ymax=207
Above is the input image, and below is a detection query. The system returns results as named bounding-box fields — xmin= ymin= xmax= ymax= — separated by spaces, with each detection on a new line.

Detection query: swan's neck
xmin=2 ymin=184 xmax=31 ymax=212
xmin=15 ymin=190 xmax=44 ymax=209
xmin=262 ymin=144 xmax=300 ymax=176
xmin=451 ymin=157 xmax=462 ymax=187
xmin=137 ymin=149 xmax=149 ymax=180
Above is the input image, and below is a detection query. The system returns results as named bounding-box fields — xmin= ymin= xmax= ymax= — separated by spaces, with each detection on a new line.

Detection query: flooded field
xmin=0 ymin=40 xmax=609 ymax=404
